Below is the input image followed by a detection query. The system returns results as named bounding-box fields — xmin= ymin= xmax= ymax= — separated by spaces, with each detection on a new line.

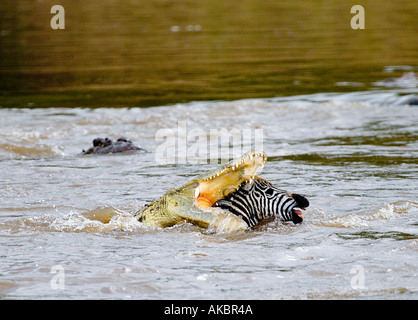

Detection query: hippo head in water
xmin=81 ymin=137 xmax=146 ymax=155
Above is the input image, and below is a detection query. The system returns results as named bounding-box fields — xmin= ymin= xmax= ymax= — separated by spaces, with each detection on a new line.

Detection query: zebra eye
xmin=265 ymin=188 xmax=275 ymax=197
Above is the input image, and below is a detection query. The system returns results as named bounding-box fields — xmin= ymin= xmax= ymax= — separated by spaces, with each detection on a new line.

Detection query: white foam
xmin=310 ymin=201 xmax=417 ymax=229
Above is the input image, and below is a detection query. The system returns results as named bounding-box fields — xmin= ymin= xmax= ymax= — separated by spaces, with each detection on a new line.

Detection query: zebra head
xmin=213 ymin=177 xmax=309 ymax=228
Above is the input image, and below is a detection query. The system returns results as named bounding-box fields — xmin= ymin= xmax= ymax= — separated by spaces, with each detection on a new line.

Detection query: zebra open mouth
xmin=291 ymin=207 xmax=305 ymax=224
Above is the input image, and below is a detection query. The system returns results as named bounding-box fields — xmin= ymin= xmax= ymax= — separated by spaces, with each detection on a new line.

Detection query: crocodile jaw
xmin=192 ymin=150 xmax=266 ymax=208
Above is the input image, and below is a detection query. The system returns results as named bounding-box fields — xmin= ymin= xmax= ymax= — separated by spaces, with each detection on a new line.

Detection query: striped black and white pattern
xmin=213 ymin=178 xmax=309 ymax=227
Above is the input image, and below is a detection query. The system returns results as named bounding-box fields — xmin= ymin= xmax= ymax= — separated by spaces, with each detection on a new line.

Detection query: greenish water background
xmin=0 ymin=0 xmax=417 ymax=107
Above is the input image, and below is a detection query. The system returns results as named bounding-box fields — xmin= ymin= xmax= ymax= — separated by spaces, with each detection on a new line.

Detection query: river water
xmin=0 ymin=86 xmax=417 ymax=299
xmin=0 ymin=0 xmax=417 ymax=300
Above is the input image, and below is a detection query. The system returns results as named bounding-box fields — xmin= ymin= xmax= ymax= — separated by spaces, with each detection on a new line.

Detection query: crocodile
xmin=135 ymin=150 xmax=308 ymax=232
xmin=81 ymin=137 xmax=146 ymax=155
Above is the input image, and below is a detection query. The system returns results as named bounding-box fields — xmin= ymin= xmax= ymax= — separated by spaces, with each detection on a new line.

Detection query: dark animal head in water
xmin=81 ymin=137 xmax=146 ymax=154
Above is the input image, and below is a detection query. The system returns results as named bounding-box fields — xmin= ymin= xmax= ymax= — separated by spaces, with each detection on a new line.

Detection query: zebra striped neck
xmin=213 ymin=178 xmax=307 ymax=228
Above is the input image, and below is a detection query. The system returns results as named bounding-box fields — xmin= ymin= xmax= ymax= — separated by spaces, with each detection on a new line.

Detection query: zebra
xmin=213 ymin=178 xmax=309 ymax=227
